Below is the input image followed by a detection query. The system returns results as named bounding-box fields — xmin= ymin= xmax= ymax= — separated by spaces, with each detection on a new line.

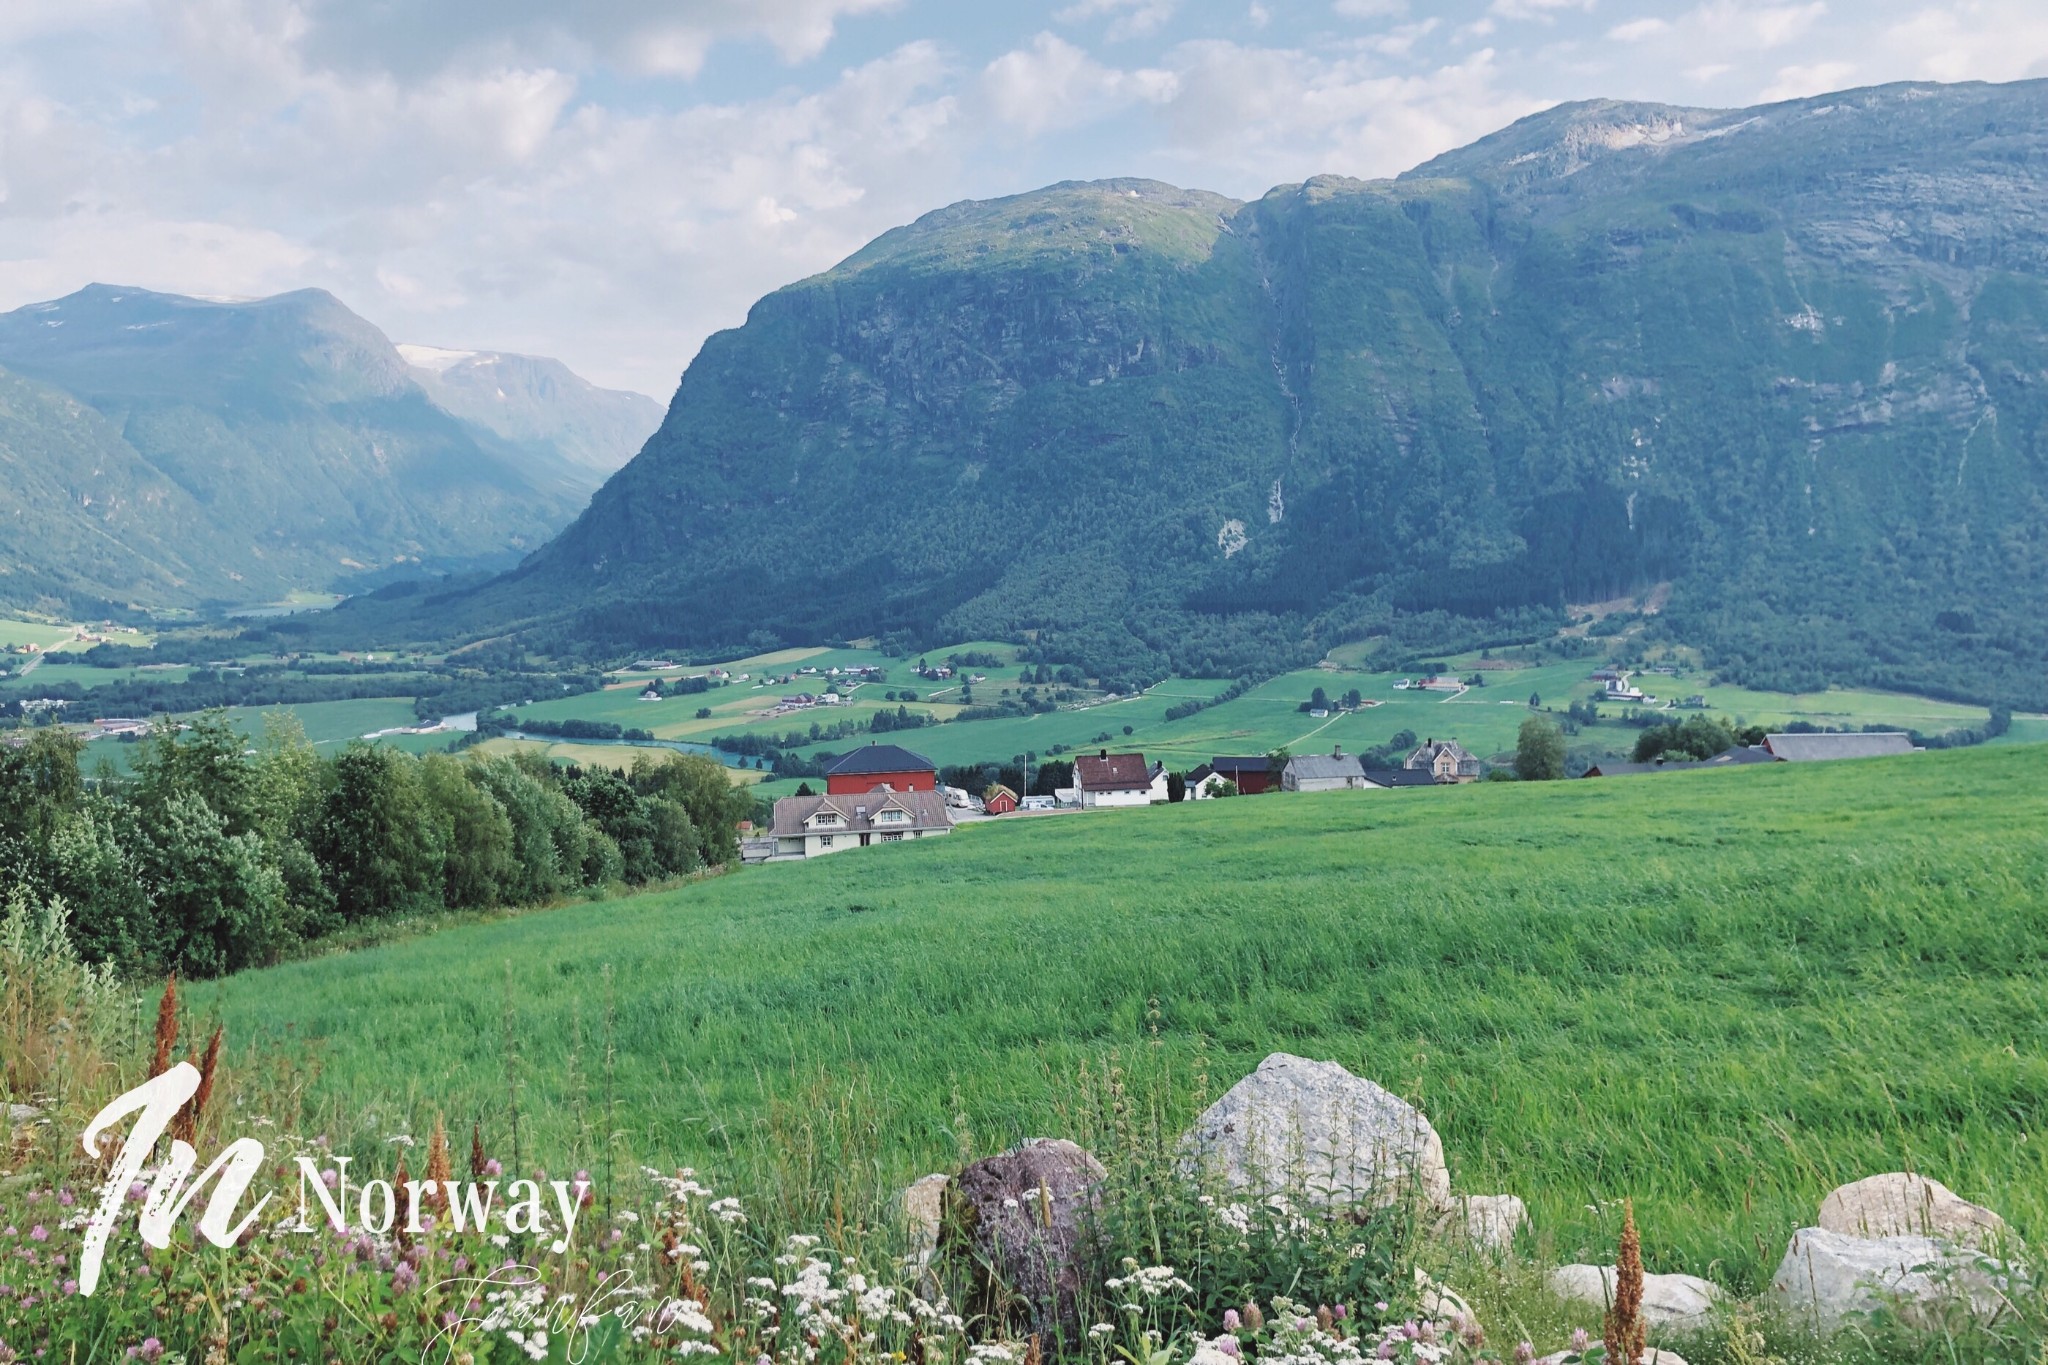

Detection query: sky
xmin=1 ymin=1 xmax=2045 ymax=399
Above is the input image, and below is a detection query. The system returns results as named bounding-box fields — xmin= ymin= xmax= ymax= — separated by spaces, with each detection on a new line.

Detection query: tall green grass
xmin=205 ymin=745 xmax=2048 ymax=1294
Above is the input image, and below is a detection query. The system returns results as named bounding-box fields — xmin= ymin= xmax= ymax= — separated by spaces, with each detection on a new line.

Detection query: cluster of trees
xmin=1296 ymin=685 xmax=1365 ymax=714
xmin=0 ymin=715 xmax=753 ymax=979
xmin=1632 ymin=715 xmax=1761 ymax=764
xmin=1164 ymin=676 xmax=1255 ymax=723
xmin=509 ymin=717 xmax=656 ymax=742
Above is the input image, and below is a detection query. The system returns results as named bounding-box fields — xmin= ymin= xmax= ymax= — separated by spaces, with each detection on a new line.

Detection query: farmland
xmin=203 ymin=742 xmax=2048 ymax=1295
xmin=501 ymin=641 xmax=2028 ymax=775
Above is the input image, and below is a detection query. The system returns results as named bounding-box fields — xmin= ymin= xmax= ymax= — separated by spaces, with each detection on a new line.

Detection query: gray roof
xmin=1704 ymin=745 xmax=1779 ymax=765
xmin=1581 ymin=759 xmax=1699 ymax=777
xmin=1285 ymin=753 xmax=1367 ymax=782
xmin=1362 ymin=768 xmax=1440 ymax=788
xmin=1764 ymin=732 xmax=1917 ymax=762
xmin=771 ymin=788 xmax=953 ymax=839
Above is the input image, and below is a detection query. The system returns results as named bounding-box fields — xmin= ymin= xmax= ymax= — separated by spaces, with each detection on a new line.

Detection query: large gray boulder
xmin=1769 ymin=1226 xmax=2023 ymax=1329
xmin=1549 ymin=1264 xmax=1724 ymax=1331
xmin=1817 ymin=1174 xmax=2012 ymax=1251
xmin=1180 ymin=1054 xmax=1450 ymax=1207
xmin=943 ymin=1138 xmax=1105 ymax=1335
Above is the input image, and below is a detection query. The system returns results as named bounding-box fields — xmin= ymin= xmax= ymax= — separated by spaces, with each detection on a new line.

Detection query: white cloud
xmin=1053 ymin=0 xmax=1177 ymax=42
xmin=1146 ymin=40 xmax=1545 ymax=183
xmin=1490 ymin=0 xmax=1598 ymax=21
xmin=1608 ymin=17 xmax=1669 ymax=41
xmin=1760 ymin=58 xmax=1858 ymax=99
xmin=981 ymin=33 xmax=1175 ymax=138
xmin=1333 ymin=0 xmax=1409 ymax=18
xmin=1875 ymin=2 xmax=2048 ymax=83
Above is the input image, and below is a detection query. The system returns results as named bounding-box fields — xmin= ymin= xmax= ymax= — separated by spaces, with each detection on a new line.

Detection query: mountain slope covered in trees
xmin=344 ymin=81 xmax=2048 ymax=707
xmin=0 ymin=286 xmax=656 ymax=613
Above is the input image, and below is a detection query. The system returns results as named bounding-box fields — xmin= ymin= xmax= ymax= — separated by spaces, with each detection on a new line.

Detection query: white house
xmin=769 ymin=788 xmax=953 ymax=860
xmin=1073 ymin=751 xmax=1168 ymax=808
xmin=1280 ymin=747 xmax=1371 ymax=792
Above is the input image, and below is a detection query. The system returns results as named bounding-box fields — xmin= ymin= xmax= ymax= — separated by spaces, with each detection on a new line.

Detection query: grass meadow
xmin=201 ymin=742 xmax=2048 ymax=1297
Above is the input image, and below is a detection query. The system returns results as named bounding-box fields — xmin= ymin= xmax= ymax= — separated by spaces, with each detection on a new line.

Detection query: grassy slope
xmin=206 ymin=744 xmax=2048 ymax=1293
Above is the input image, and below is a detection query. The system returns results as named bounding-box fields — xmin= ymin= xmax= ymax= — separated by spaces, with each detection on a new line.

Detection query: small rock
xmin=1434 ymin=1194 xmax=1527 ymax=1254
xmin=943 ymin=1138 xmax=1104 ymax=1335
xmin=6 ymin=1104 xmax=41 ymax=1125
xmin=896 ymin=1173 xmax=949 ymax=1257
xmin=1549 ymin=1264 xmax=1723 ymax=1331
xmin=1181 ymin=1053 xmax=1451 ymax=1207
xmin=1769 ymin=1226 xmax=2023 ymax=1330
xmin=1817 ymin=1173 xmax=2012 ymax=1251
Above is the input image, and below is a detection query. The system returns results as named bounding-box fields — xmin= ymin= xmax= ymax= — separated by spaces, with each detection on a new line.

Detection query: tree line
xmin=0 ymin=714 xmax=754 ymax=980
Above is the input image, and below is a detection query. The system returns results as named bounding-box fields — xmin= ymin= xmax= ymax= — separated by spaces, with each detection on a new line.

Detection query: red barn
xmin=825 ymin=743 xmax=938 ymax=795
xmin=1209 ymin=755 xmax=1276 ymax=795
xmin=983 ymin=784 xmax=1020 ymax=815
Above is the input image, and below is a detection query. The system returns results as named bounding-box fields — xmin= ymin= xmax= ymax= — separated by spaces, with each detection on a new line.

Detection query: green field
xmin=496 ymin=640 xmax=2023 ymax=778
xmin=205 ymin=743 xmax=2048 ymax=1295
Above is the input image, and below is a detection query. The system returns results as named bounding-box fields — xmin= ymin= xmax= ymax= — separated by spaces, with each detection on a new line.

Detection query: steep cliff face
xmin=405 ymin=82 xmax=2048 ymax=705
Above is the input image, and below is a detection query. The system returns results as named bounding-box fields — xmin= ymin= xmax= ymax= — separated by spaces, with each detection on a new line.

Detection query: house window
xmin=880 ymin=832 xmax=904 ymax=843
xmin=816 ymin=813 xmax=839 ymax=826
xmin=819 ymin=835 xmax=834 ymax=848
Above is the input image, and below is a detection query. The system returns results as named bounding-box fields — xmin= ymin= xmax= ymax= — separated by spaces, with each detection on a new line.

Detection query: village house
xmin=1604 ymin=676 xmax=1647 ymax=702
xmin=1207 ymin=755 xmax=1276 ymax=795
xmin=1073 ymin=751 xmax=1168 ymax=808
xmin=1419 ymin=676 xmax=1466 ymax=692
xmin=982 ymin=784 xmax=1020 ymax=815
xmin=1404 ymin=737 xmax=1482 ymax=782
xmin=1184 ymin=762 xmax=1218 ymax=797
xmin=769 ymin=788 xmax=953 ymax=859
xmin=825 ymin=743 xmax=938 ymax=795
xmin=1280 ymin=746 xmax=1370 ymax=792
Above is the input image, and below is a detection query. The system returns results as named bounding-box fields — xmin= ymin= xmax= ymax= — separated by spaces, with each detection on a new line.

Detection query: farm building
xmin=1404 ymin=738 xmax=1482 ymax=783
xmin=1280 ymin=747 xmax=1370 ymax=792
xmin=1764 ymin=732 xmax=1918 ymax=761
xmin=824 ymin=743 xmax=938 ymax=795
xmin=1074 ymin=751 xmax=1168 ymax=808
xmin=769 ymin=789 xmax=953 ymax=859
xmin=983 ymin=785 xmax=1020 ymax=815
xmin=1208 ymin=755 xmax=1276 ymax=795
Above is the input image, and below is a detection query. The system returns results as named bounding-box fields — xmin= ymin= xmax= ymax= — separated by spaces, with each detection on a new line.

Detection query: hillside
xmin=348 ymin=79 xmax=2048 ymax=708
xmin=0 ymin=286 xmax=652 ymax=613
xmin=205 ymin=743 xmax=2048 ymax=1293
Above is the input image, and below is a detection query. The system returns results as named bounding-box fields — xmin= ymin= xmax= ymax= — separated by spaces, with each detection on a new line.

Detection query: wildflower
xmin=133 ymin=1340 xmax=167 ymax=1363
xmin=1570 ymin=1328 xmax=1591 ymax=1352
xmin=126 ymin=1183 xmax=147 ymax=1203
xmin=1222 ymin=1309 xmax=1241 ymax=1331
xmin=149 ymin=976 xmax=178 ymax=1078
xmin=392 ymin=1262 xmax=418 ymax=1295
xmin=485 ymin=1159 xmax=504 ymax=1178
xmin=1088 ymin=1325 xmax=1114 ymax=1340
xmin=1513 ymin=1343 xmax=1535 ymax=1365
xmin=1604 ymin=1200 xmax=1646 ymax=1365
xmin=26 ymin=1229 xmax=45 ymax=1244
xmin=320 ymin=1169 xmax=340 ymax=1189
xmin=1217 ymin=1338 xmax=1242 ymax=1358
xmin=55 ymin=1191 xmax=73 ymax=1208
xmin=61 ymin=1279 xmax=77 ymax=1295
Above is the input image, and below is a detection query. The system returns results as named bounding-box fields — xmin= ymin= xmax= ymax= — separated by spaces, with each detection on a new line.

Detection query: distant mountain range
xmin=336 ymin=77 xmax=2048 ymax=708
xmin=0 ymin=285 xmax=659 ymax=612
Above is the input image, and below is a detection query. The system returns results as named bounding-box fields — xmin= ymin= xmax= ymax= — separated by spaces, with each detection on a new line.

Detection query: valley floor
xmin=203 ymin=742 xmax=2048 ymax=1295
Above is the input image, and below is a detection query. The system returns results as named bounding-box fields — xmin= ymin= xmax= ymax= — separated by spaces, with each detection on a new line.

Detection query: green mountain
xmin=398 ymin=344 xmax=662 ymax=479
xmin=343 ymin=80 xmax=2048 ymax=707
xmin=0 ymin=286 xmax=651 ymax=612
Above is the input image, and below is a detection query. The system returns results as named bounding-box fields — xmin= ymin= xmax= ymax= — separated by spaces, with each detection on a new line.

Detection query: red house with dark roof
xmin=825 ymin=743 xmax=938 ymax=795
xmin=1208 ymin=755 xmax=1276 ymax=795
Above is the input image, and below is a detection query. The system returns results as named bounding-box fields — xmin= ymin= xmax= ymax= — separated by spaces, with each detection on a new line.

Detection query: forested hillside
xmin=329 ymin=81 xmax=2048 ymax=707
